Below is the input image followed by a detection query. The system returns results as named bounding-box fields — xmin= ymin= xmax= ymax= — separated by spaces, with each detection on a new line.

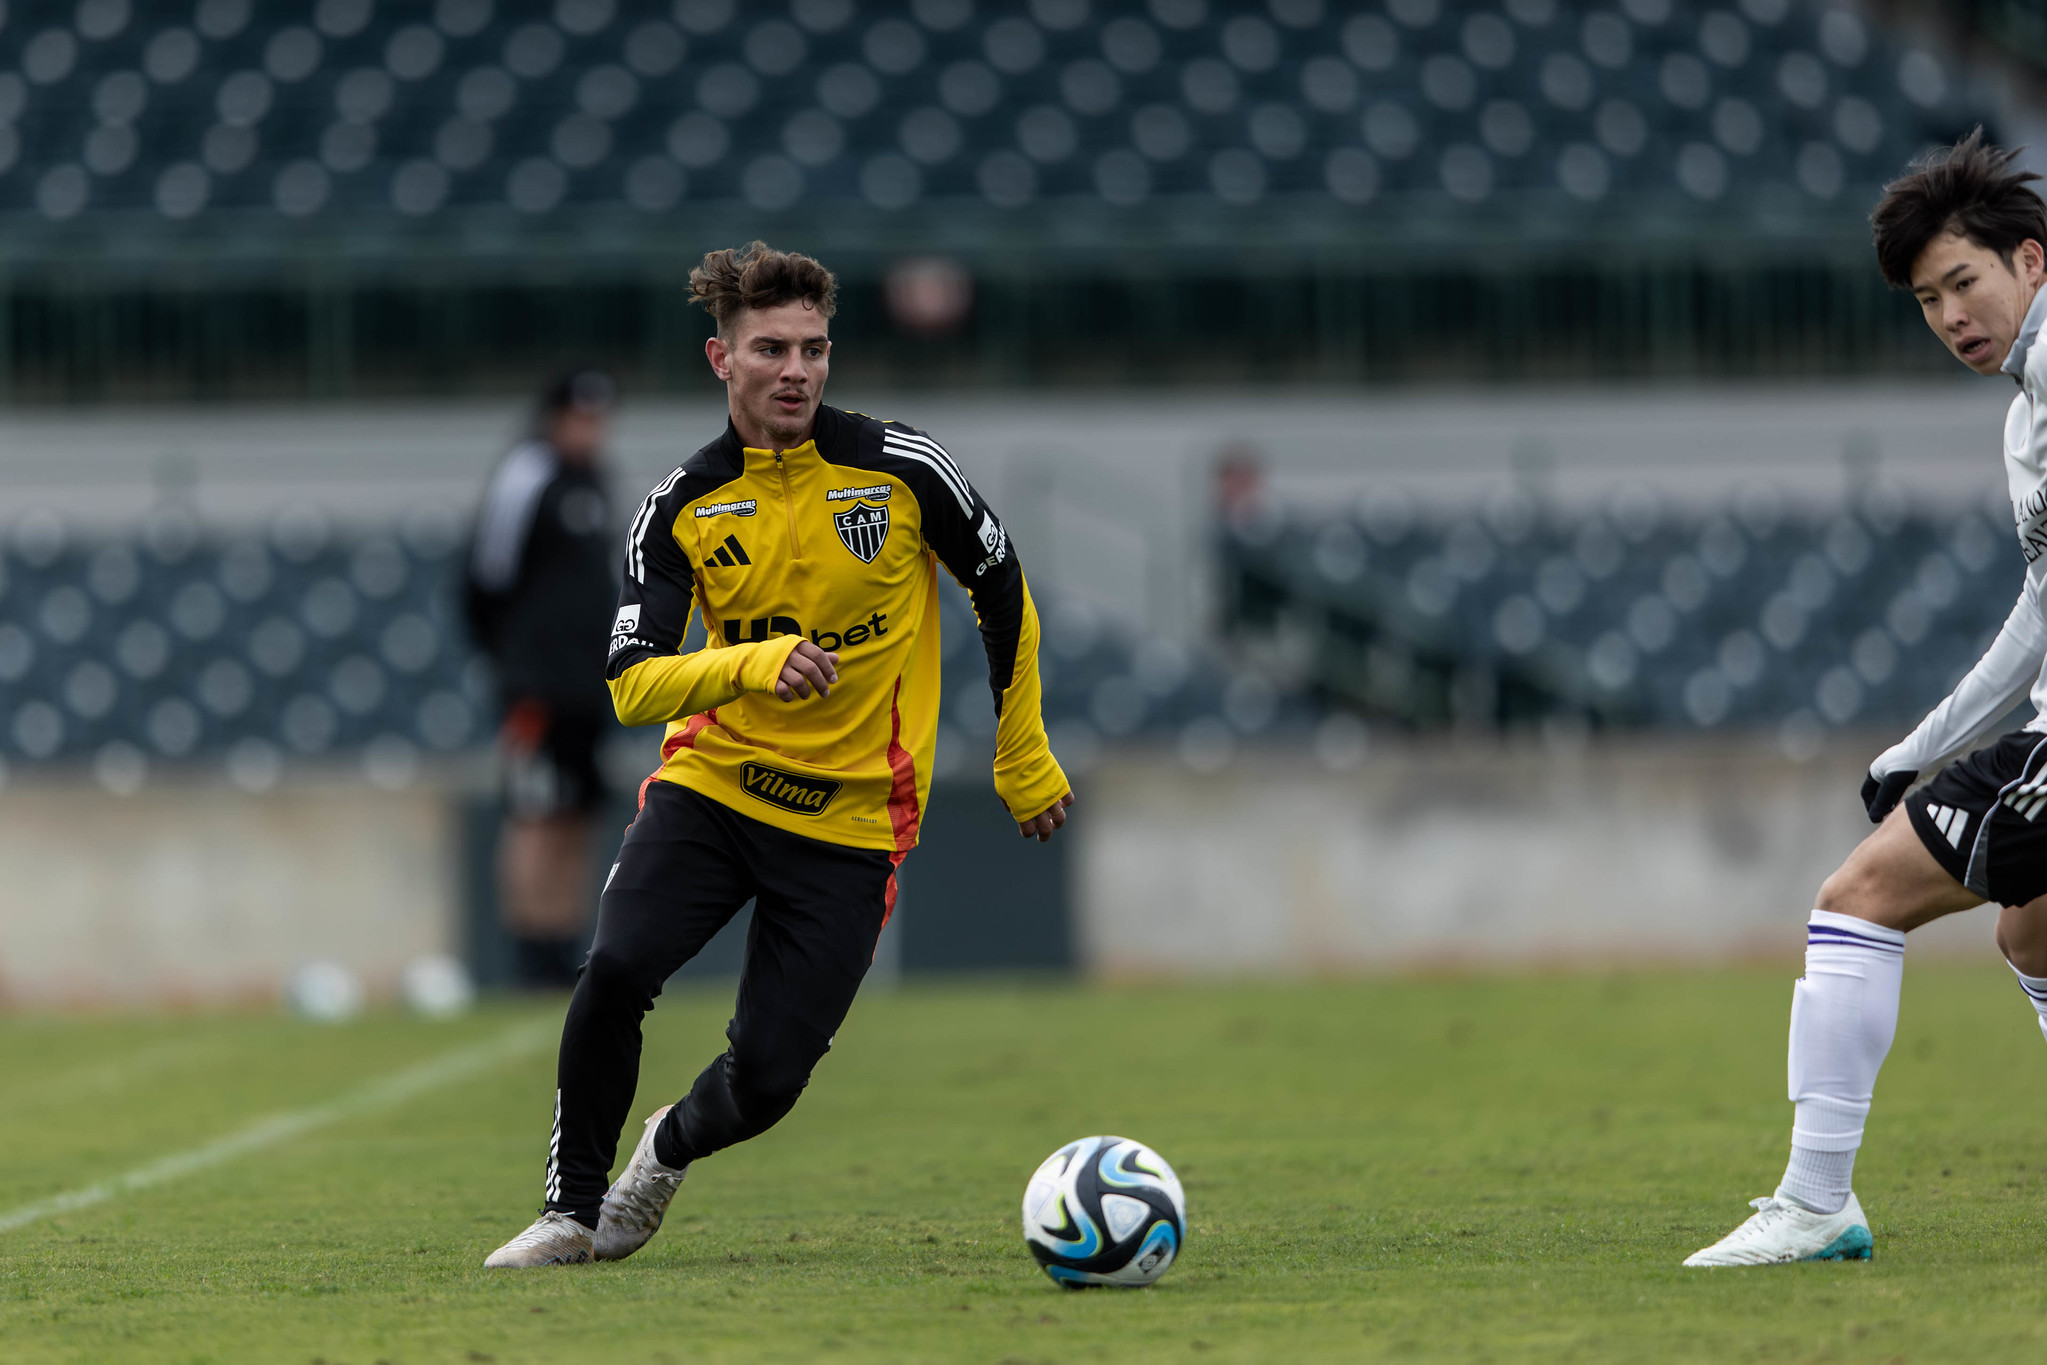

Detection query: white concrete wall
xmin=0 ymin=735 xmax=2012 ymax=1003
xmin=0 ymin=774 xmax=457 ymax=1006
xmin=1074 ymin=737 xmax=1997 ymax=974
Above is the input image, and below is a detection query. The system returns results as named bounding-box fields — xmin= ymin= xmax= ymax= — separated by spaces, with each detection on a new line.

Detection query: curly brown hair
xmin=1872 ymin=127 xmax=2047 ymax=290
xmin=688 ymin=241 xmax=838 ymax=336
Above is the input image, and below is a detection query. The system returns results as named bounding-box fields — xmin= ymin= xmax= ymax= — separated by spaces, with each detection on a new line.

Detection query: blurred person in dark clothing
xmin=465 ymin=370 xmax=621 ymax=988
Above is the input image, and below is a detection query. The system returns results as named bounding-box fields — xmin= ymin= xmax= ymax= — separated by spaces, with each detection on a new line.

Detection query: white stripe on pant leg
xmin=0 ymin=1018 xmax=555 ymax=1234
xmin=544 ymin=1088 xmax=563 ymax=1204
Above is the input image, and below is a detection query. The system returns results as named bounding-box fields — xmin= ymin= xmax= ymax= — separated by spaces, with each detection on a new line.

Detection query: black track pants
xmin=542 ymin=780 xmax=897 ymax=1225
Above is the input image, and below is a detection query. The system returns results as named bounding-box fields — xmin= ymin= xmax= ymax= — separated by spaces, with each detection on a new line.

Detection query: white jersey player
xmin=1689 ymin=130 xmax=2047 ymax=1267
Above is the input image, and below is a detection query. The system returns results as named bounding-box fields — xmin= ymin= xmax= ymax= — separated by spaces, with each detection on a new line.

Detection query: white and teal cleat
xmin=483 ymin=1211 xmax=593 ymax=1268
xmin=593 ymin=1104 xmax=689 ymax=1263
xmin=1682 ymin=1193 xmax=1874 ymax=1267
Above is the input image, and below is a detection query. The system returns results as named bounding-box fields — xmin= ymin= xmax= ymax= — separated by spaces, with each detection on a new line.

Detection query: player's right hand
xmin=1862 ymin=768 xmax=1917 ymax=823
xmin=1019 ymin=791 xmax=1075 ymax=843
xmin=774 ymin=639 xmax=839 ymax=701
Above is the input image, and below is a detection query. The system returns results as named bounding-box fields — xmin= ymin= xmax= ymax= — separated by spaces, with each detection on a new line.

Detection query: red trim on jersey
xmin=882 ymin=849 xmax=906 ymax=928
xmin=875 ymin=847 xmax=907 ymax=963
xmin=638 ymin=709 xmax=719 ymax=811
xmin=672 ymin=709 xmax=718 ymax=754
xmin=884 ymin=680 xmax=921 ymax=855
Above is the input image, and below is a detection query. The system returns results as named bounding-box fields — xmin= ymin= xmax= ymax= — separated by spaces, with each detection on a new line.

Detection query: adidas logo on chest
xmin=706 ymin=533 xmax=751 ymax=568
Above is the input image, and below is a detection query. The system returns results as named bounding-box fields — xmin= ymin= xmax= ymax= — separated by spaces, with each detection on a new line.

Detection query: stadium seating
xmin=2 ymin=481 xmax=2027 ymax=786
xmin=1222 ymin=489 xmax=2022 ymax=738
xmin=10 ymin=489 xmax=2016 ymax=791
xmin=0 ymin=0 xmax=1991 ymax=236
xmin=0 ymin=506 xmax=482 ymax=785
xmin=0 ymin=505 xmax=1314 ymax=784
xmin=931 ymin=561 xmax=1318 ymax=775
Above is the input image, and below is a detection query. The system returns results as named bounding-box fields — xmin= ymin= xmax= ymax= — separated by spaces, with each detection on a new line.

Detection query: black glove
xmin=1861 ymin=768 xmax=1918 ymax=824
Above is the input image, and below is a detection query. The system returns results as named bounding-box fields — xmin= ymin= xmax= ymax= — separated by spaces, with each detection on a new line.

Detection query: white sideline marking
xmin=0 ymin=1017 xmax=556 ymax=1233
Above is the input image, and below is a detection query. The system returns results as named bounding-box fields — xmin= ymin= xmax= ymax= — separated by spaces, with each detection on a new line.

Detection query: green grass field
xmin=8 ymin=965 xmax=2047 ymax=1363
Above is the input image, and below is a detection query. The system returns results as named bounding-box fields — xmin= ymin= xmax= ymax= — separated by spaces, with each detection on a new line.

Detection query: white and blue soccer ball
xmin=1021 ymin=1135 xmax=1186 ymax=1288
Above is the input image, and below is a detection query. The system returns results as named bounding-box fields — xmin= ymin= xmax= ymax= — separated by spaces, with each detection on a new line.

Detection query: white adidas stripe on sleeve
xmin=626 ymin=465 xmax=686 ymax=582
xmin=882 ymin=431 xmax=973 ymax=514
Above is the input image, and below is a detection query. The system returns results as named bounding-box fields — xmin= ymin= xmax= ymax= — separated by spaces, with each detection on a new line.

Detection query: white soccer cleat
xmin=1682 ymin=1192 xmax=1873 ymax=1267
xmin=484 ymin=1210 xmax=593 ymax=1268
xmin=594 ymin=1104 xmax=690 ymax=1262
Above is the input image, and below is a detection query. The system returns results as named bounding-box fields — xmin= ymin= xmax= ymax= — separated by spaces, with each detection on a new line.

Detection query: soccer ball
xmin=1021 ymin=1135 xmax=1186 ymax=1288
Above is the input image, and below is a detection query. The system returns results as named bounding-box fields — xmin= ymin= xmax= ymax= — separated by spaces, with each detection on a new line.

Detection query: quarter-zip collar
xmin=2004 ymin=282 xmax=2047 ymax=382
xmin=740 ymin=435 xmax=815 ymax=560
xmin=740 ymin=436 xmax=821 ymax=471
xmin=712 ymin=406 xmax=850 ymax=467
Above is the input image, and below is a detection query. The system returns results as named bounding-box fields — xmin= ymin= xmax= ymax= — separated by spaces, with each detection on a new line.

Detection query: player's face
xmin=707 ymin=300 xmax=831 ymax=449
xmin=1910 ymin=232 xmax=2047 ymax=376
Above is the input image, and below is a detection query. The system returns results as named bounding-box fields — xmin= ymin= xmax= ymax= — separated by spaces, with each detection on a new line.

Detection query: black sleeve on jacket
xmin=868 ymin=420 xmax=1025 ymax=714
xmin=605 ymin=464 xmax=700 ymax=682
xmin=462 ymin=571 xmax=505 ymax=660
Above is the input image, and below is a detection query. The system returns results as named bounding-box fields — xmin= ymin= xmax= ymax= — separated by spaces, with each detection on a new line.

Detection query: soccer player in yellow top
xmin=486 ymin=242 xmax=1073 ymax=1268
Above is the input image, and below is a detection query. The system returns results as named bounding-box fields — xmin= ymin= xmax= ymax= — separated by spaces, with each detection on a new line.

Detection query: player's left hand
xmin=1862 ymin=768 xmax=1918 ymax=823
xmin=1019 ymin=791 xmax=1074 ymax=843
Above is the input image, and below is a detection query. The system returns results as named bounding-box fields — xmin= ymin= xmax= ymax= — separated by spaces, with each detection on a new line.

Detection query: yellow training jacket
xmin=605 ymin=404 xmax=1068 ymax=854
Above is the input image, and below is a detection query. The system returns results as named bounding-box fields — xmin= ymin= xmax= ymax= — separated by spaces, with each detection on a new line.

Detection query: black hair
xmin=1872 ymin=127 xmax=2047 ymax=289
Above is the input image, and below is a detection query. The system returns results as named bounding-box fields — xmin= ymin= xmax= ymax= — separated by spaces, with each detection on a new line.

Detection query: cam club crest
xmin=833 ymin=501 xmax=889 ymax=563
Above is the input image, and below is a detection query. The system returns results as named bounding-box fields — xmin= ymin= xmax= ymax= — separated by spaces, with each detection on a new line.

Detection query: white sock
xmin=2009 ymin=962 xmax=2047 ymax=1042
xmin=1775 ymin=909 xmax=1905 ymax=1214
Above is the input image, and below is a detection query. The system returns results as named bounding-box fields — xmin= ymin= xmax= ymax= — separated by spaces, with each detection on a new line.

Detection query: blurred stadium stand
xmin=0 ymin=0 xmax=2020 ymax=394
xmin=0 ymin=510 xmax=478 ymax=784
xmin=5 ymin=474 xmax=2021 ymax=793
xmin=0 ymin=376 xmax=2025 ymax=782
xmin=1222 ymin=489 xmax=2021 ymax=740
xmin=0 ymin=510 xmax=1315 ymax=782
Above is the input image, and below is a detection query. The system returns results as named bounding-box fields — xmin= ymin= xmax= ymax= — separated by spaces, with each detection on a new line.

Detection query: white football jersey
xmin=1876 ymin=285 xmax=2047 ymax=778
